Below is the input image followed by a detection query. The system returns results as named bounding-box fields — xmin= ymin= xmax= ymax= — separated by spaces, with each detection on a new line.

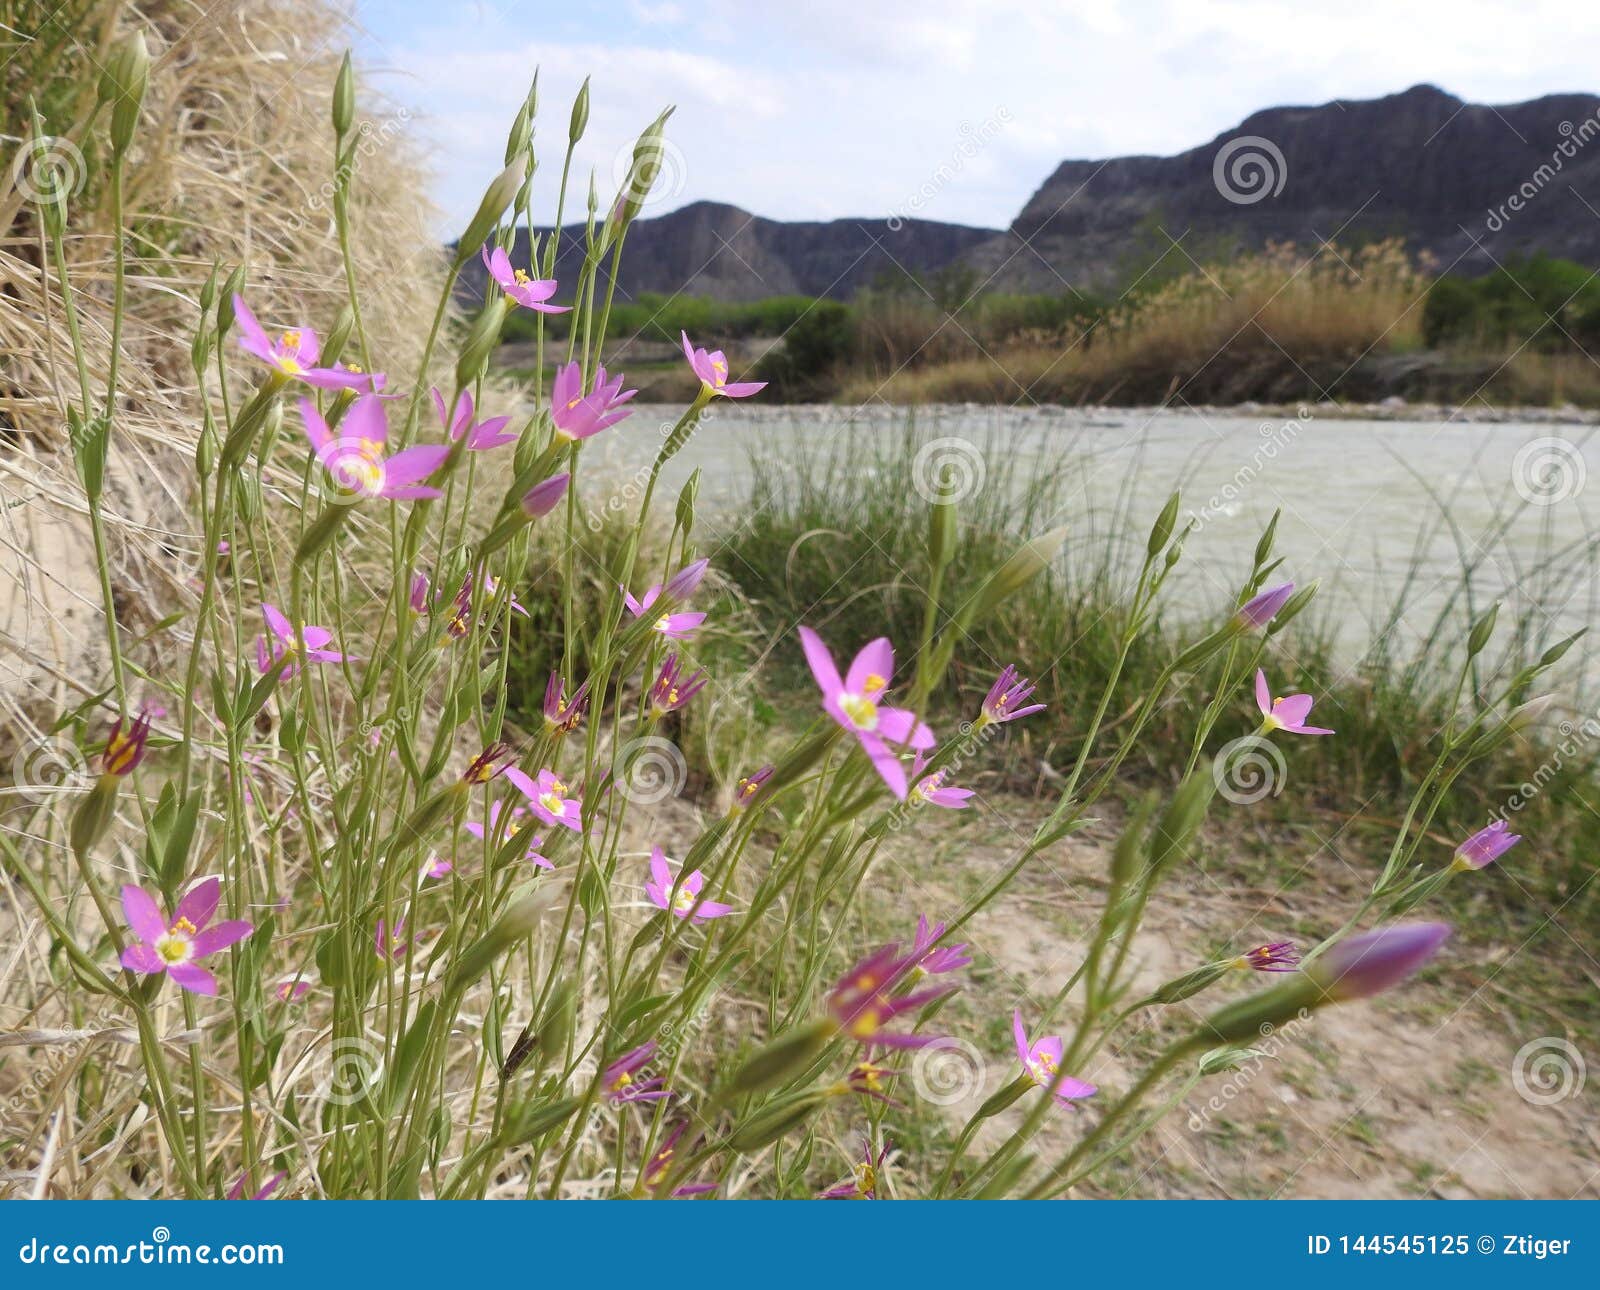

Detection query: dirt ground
xmin=850 ymin=794 xmax=1599 ymax=1200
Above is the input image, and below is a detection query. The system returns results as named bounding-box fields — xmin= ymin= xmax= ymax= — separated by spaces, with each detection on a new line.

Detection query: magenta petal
xmin=719 ymin=380 xmax=767 ymax=397
xmin=168 ymin=961 xmax=218 ymax=996
xmin=649 ymin=847 xmax=672 ymax=891
xmin=121 ymin=884 xmax=168 ymax=944
xmin=858 ymin=731 xmax=908 ymax=799
xmin=845 ymin=638 xmax=894 ymax=694
xmin=798 ymin=626 xmax=843 ymax=698
xmin=501 ymin=767 xmax=536 ymax=798
xmin=1051 ymin=1076 xmax=1098 ymax=1100
xmin=342 ymin=392 xmax=389 ymax=448
xmin=262 ymin=603 xmax=294 ymax=643
xmin=174 ymin=877 xmax=222 ymax=931
xmin=1274 ymin=693 xmax=1315 ymax=727
xmin=191 ymin=919 xmax=254 ymax=957
xmin=1254 ymin=669 xmax=1272 ymax=717
xmin=121 ymin=943 xmax=165 ymax=974
xmin=1012 ymin=1009 xmax=1031 ymax=1063
xmin=382 ymin=444 xmax=450 ymax=488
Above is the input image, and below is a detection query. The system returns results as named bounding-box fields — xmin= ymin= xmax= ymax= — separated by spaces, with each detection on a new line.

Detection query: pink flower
xmin=980 ymin=664 xmax=1046 ymax=726
xmin=274 ymin=975 xmax=313 ymax=1002
xmin=622 ymin=560 xmax=710 ymax=639
xmin=644 ymin=847 xmax=733 ymax=923
xmin=1313 ymin=923 xmax=1451 ymax=1000
xmin=603 ymin=1042 xmax=672 ymax=1105
xmin=119 ymin=878 xmax=253 ymax=997
xmin=551 ymin=361 xmax=637 ymax=442
xmin=301 ymin=394 xmax=448 ymax=500
xmin=481 ymin=244 xmax=569 ymax=312
xmin=798 ymin=627 xmax=934 ymax=799
xmin=431 ymin=387 xmax=516 ymax=451
xmin=232 ymin=295 xmax=380 ymax=391
xmin=474 ymin=571 xmax=527 ymax=618
xmin=375 ymin=917 xmax=408 ymax=962
xmin=1236 ymin=582 xmax=1294 ymax=631
xmin=520 ymin=473 xmax=570 ymax=519
xmin=543 ymin=672 xmax=589 ymax=735
xmin=908 ymin=751 xmax=973 ymax=809
xmin=1236 ymin=942 xmax=1300 ymax=972
xmin=464 ymin=799 xmax=552 ymax=870
xmin=101 ymin=706 xmax=154 ymax=776
xmin=911 ymin=915 xmax=972 ymax=976
xmin=680 ymin=331 xmax=765 ymax=398
xmin=1012 ymin=1009 xmax=1097 ymax=1103
xmin=732 ymin=764 xmax=774 ymax=810
xmin=408 ymin=571 xmax=431 ymax=614
xmin=420 ymin=854 xmax=453 ymax=881
xmin=827 ymin=944 xmax=951 ymax=1048
xmin=503 ymin=767 xmax=583 ymax=832
xmin=649 ymin=653 xmax=709 ymax=717
xmin=1254 ymin=670 xmax=1334 ymax=736
xmin=1452 ymin=821 xmax=1521 ymax=871
xmin=643 ymin=1122 xmax=716 ymax=1197
xmin=255 ymin=604 xmax=345 ymax=677
xmin=819 ymin=1138 xmax=889 ymax=1199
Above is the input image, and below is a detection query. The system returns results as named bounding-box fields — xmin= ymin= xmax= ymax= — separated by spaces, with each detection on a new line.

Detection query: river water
xmin=577 ymin=403 xmax=1600 ymax=688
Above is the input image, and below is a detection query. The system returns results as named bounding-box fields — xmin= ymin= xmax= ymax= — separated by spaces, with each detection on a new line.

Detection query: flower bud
xmin=1466 ymin=602 xmax=1500 ymax=658
xmin=569 ymin=76 xmax=591 ymax=144
xmin=726 ymin=1090 xmax=827 ymax=1152
xmin=458 ymin=162 xmax=524 ymax=260
xmin=332 ymin=51 xmax=356 ymax=137
xmin=455 ymin=299 xmax=508 ymax=388
xmin=723 ymin=1019 xmax=833 ymax=1095
xmin=962 ymin=525 xmax=1067 ymax=624
xmin=101 ymin=32 xmax=150 ymax=156
xmin=1147 ymin=489 xmax=1181 ymax=557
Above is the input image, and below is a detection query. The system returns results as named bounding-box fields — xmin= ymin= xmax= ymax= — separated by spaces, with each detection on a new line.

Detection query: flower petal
xmin=120 ymin=884 xmax=168 ymax=944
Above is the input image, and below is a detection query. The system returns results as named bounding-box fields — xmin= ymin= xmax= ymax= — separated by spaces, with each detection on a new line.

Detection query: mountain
xmin=457 ymin=200 xmax=997 ymax=305
xmin=976 ymin=84 xmax=1600 ymax=292
xmin=461 ymin=86 xmax=1600 ymax=306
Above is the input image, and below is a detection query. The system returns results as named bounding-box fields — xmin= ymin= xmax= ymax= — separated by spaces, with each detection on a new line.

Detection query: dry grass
xmin=842 ymin=241 xmax=1429 ymax=404
xmin=1 ymin=0 xmax=443 ymax=749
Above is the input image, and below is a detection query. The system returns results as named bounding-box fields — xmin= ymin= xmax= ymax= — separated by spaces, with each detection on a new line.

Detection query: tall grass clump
xmin=0 ymin=36 xmax=1579 ymax=1201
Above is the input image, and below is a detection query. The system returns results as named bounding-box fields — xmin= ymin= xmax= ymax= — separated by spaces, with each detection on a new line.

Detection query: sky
xmin=353 ymin=0 xmax=1600 ymax=236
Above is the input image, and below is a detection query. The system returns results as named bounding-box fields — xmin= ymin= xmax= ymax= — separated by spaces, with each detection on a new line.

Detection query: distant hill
xmin=460 ymin=85 xmax=1600 ymax=305
xmin=456 ymin=200 xmax=997 ymax=305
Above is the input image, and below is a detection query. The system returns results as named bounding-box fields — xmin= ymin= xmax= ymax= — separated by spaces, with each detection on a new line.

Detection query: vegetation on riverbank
xmin=500 ymin=246 xmax=1600 ymax=410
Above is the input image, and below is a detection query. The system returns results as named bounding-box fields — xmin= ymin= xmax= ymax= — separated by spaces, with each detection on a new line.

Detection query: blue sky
xmin=354 ymin=0 xmax=1600 ymax=236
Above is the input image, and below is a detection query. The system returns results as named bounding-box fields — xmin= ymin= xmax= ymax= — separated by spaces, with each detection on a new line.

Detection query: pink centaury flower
xmin=464 ymin=799 xmax=551 ymax=870
xmin=603 ymin=1042 xmax=672 ymax=1105
xmin=503 ymin=767 xmax=584 ymax=833
xmin=980 ymin=664 xmax=1046 ymax=726
xmin=256 ymin=604 xmax=345 ymax=677
xmin=375 ymin=917 xmax=408 ymax=962
xmin=520 ymin=473 xmax=570 ymax=519
xmin=551 ymin=361 xmax=637 ymax=442
xmin=101 ymin=706 xmax=154 ymax=776
xmin=1313 ymin=922 xmax=1452 ymax=1001
xmin=1236 ymin=581 xmax=1295 ymax=631
xmin=828 ymin=944 xmax=951 ymax=1048
xmin=431 ymin=387 xmax=516 ymax=452
xmin=1236 ymin=941 xmax=1300 ymax=972
xmin=408 ymin=570 xmax=431 ymax=614
xmin=911 ymin=915 xmax=973 ymax=976
xmin=798 ymin=627 xmax=935 ymax=800
xmin=680 ymin=331 xmax=766 ymax=398
xmin=275 ymin=975 xmax=313 ymax=1002
xmin=232 ymin=295 xmax=379 ymax=391
xmin=1452 ymin=820 xmax=1521 ymax=871
xmin=120 ymin=878 xmax=253 ymax=997
xmin=819 ymin=1138 xmax=890 ymax=1199
xmin=1013 ymin=1009 xmax=1097 ymax=1103
xmin=481 ymin=244 xmax=569 ymax=312
xmin=908 ymin=751 xmax=973 ymax=809
xmin=543 ymin=671 xmax=590 ymax=735
xmin=644 ymin=1122 xmax=716 ymax=1197
xmin=649 ymin=653 xmax=709 ymax=717
xmin=644 ymin=847 xmax=733 ymax=923
xmin=1254 ymin=670 xmax=1334 ymax=736
xmin=732 ymin=764 xmax=774 ymax=810
xmin=622 ymin=559 xmax=710 ymax=639
xmin=302 ymin=394 xmax=447 ymax=500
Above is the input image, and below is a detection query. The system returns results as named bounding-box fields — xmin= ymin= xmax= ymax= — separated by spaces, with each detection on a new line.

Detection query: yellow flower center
xmin=654 ymin=614 xmax=672 ymax=633
xmin=672 ymin=886 xmax=698 ymax=915
xmin=847 ymin=1007 xmax=881 ymax=1039
xmin=838 ymin=693 xmax=878 ymax=731
xmin=155 ymin=916 xmax=198 ymax=966
xmin=539 ymin=789 xmax=568 ymax=818
xmin=1026 ymin=1050 xmax=1057 ymax=1085
xmin=513 ymin=268 xmax=530 ymax=285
